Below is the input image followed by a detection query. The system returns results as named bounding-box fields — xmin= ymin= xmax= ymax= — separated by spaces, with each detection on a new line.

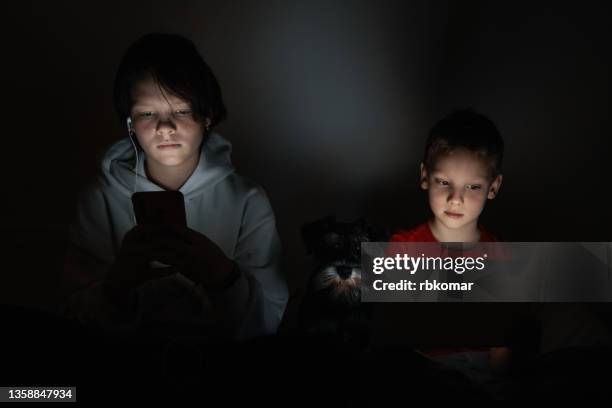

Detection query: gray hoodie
xmin=62 ymin=132 xmax=288 ymax=340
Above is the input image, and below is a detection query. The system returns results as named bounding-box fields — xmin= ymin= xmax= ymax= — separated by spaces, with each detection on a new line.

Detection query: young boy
xmin=391 ymin=109 xmax=508 ymax=376
xmin=392 ymin=109 xmax=503 ymax=244
xmin=61 ymin=33 xmax=288 ymax=341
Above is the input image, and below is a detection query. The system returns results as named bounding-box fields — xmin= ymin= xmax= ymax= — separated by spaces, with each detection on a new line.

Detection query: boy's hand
xmin=149 ymin=224 xmax=238 ymax=290
xmin=104 ymin=224 xmax=179 ymax=307
xmin=104 ymin=223 xmax=238 ymax=311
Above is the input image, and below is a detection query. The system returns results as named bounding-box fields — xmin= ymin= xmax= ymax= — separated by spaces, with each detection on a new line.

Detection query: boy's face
xmin=421 ymin=149 xmax=502 ymax=232
xmin=129 ymin=76 xmax=209 ymax=168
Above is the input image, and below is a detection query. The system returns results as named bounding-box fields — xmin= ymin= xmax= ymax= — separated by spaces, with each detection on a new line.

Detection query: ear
xmin=204 ymin=117 xmax=212 ymax=128
xmin=488 ymin=174 xmax=503 ymax=199
xmin=420 ymin=162 xmax=429 ymax=190
xmin=205 ymin=109 xmax=215 ymax=128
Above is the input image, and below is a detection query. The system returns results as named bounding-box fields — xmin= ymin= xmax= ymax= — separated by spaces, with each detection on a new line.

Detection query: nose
xmin=155 ymin=115 xmax=177 ymax=136
xmin=447 ymin=188 xmax=464 ymax=206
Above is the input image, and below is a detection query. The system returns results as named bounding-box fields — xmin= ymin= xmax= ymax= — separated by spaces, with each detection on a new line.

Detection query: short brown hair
xmin=113 ymin=32 xmax=226 ymax=128
xmin=424 ymin=109 xmax=504 ymax=179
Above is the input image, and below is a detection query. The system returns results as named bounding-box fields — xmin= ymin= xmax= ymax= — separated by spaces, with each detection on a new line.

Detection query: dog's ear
xmin=369 ymin=224 xmax=391 ymax=242
xmin=301 ymin=215 xmax=336 ymax=253
xmin=351 ymin=218 xmax=391 ymax=242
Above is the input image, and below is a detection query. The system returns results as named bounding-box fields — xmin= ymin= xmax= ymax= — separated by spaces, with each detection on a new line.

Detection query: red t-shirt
xmin=390 ymin=222 xmax=498 ymax=243
xmin=390 ymin=221 xmax=497 ymax=356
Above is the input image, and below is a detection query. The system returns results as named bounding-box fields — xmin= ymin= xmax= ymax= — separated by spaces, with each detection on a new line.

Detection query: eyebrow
xmin=131 ymin=101 xmax=191 ymax=109
xmin=432 ymin=174 xmax=487 ymax=183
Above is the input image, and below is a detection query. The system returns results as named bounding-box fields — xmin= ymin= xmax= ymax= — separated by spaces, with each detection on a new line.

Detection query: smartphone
xmin=131 ymin=191 xmax=187 ymax=226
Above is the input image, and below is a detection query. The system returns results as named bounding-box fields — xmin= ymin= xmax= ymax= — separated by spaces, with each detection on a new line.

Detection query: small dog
xmin=298 ymin=216 xmax=388 ymax=345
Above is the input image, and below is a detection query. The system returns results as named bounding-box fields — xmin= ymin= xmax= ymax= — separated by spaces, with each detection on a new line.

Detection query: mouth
xmin=444 ymin=211 xmax=464 ymax=219
xmin=157 ymin=143 xmax=181 ymax=149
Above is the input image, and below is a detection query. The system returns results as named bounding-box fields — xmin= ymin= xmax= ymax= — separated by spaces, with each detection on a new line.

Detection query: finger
xmin=128 ymin=223 xmax=165 ymax=234
xmin=153 ymin=252 xmax=194 ymax=271
xmin=122 ymin=231 xmax=185 ymax=258
xmin=121 ymin=236 xmax=169 ymax=258
xmin=146 ymin=227 xmax=195 ymax=246
xmin=157 ymin=223 xmax=200 ymax=244
xmin=148 ymin=265 xmax=180 ymax=278
xmin=150 ymin=236 xmax=192 ymax=256
xmin=123 ymin=224 xmax=166 ymax=244
xmin=147 ymin=242 xmax=193 ymax=267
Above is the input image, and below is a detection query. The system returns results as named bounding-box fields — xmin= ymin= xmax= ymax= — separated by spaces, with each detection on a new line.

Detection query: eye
xmin=175 ymin=109 xmax=192 ymax=116
xmin=435 ymin=178 xmax=449 ymax=186
xmin=466 ymin=184 xmax=482 ymax=190
xmin=136 ymin=111 xmax=155 ymax=118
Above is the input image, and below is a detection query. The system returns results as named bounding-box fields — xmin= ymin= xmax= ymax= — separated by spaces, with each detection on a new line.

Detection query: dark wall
xmin=435 ymin=1 xmax=612 ymax=242
xmin=2 ymin=0 xmax=610 ymax=311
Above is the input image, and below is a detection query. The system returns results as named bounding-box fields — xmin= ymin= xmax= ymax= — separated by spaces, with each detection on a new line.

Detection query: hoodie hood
xmin=100 ymin=131 xmax=235 ymax=200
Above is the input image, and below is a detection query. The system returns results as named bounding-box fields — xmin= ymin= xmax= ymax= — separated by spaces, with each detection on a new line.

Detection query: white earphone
xmin=127 ymin=116 xmax=139 ymax=224
xmin=126 ymin=117 xmax=135 ymax=136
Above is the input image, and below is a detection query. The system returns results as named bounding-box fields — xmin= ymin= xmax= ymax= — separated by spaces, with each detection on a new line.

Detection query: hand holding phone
xmin=131 ymin=191 xmax=187 ymax=269
xmin=104 ymin=224 xmax=180 ymax=308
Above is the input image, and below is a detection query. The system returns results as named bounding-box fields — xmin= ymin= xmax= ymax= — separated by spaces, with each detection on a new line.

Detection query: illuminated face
xmin=129 ymin=76 xmax=209 ymax=168
xmin=421 ymin=149 xmax=502 ymax=237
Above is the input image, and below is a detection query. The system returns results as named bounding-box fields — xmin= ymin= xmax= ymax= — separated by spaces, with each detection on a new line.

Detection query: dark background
xmin=1 ymin=0 xmax=611 ymax=320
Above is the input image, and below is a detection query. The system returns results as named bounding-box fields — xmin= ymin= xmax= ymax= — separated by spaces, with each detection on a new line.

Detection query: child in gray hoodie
xmin=61 ymin=33 xmax=288 ymax=342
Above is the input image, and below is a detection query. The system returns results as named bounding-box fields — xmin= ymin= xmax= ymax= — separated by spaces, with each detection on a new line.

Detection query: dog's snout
xmin=336 ymin=265 xmax=353 ymax=280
